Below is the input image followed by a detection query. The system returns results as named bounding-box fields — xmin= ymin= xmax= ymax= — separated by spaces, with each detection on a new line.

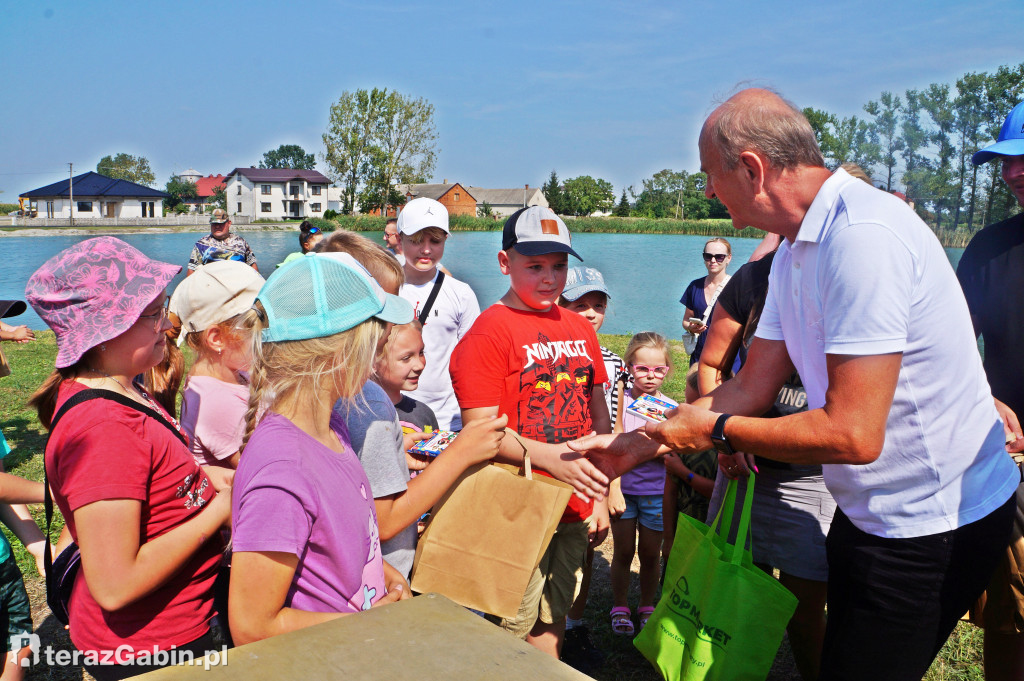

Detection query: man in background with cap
xmin=396 ymin=197 xmax=479 ymax=431
xmin=451 ymin=206 xmax=611 ymax=660
xmin=187 ymin=208 xmax=259 ymax=275
xmin=957 ymin=100 xmax=1024 ymax=681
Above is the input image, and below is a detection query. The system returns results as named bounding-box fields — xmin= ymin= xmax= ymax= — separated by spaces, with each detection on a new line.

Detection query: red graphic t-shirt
xmin=46 ymin=380 xmax=222 ymax=658
xmin=450 ymin=304 xmax=608 ymax=522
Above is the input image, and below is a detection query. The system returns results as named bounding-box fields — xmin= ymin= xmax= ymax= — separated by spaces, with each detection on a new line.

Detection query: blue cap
xmin=973 ymin=101 xmax=1024 ymax=165
xmin=257 ymin=252 xmax=413 ymax=343
xmin=561 ymin=267 xmax=610 ymax=302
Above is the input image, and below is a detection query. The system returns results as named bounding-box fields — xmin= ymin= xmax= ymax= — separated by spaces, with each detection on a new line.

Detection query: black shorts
xmin=820 ymin=495 xmax=1015 ymax=681
xmin=0 ymin=554 xmax=32 ymax=653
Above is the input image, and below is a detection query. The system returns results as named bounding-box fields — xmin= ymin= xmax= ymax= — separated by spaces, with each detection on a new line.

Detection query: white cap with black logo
xmin=397 ymin=197 xmax=450 ymax=236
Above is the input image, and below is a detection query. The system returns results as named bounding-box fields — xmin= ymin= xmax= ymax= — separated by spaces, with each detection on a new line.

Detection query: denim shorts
xmin=620 ymin=493 xmax=664 ymax=531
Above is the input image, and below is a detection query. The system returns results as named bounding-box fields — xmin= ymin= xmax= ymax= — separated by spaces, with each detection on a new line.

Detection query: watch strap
xmin=711 ymin=413 xmax=734 ymax=455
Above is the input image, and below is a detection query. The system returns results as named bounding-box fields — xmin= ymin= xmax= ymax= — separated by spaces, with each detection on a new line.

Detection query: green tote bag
xmin=634 ymin=474 xmax=798 ymax=681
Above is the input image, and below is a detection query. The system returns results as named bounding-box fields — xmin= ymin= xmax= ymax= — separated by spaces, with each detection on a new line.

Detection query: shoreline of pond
xmin=0 ymin=220 xmax=978 ymax=248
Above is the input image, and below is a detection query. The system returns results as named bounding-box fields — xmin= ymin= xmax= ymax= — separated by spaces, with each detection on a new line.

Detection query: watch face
xmin=711 ymin=436 xmax=733 ymax=455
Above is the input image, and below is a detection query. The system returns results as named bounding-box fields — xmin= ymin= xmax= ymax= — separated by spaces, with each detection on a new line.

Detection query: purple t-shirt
xmin=232 ymin=411 xmax=387 ymax=614
xmin=619 ymin=401 xmax=668 ymax=496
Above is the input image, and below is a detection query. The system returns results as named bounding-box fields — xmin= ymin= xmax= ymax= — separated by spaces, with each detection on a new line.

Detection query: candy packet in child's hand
xmin=625 ymin=394 xmax=678 ymax=423
xmin=408 ymin=430 xmax=458 ymax=457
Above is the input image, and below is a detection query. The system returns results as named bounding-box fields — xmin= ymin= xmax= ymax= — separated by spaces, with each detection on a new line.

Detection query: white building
xmin=224 ymin=167 xmax=333 ymax=220
xmin=21 ymin=171 xmax=168 ymax=218
xmin=178 ymin=168 xmax=202 ymax=184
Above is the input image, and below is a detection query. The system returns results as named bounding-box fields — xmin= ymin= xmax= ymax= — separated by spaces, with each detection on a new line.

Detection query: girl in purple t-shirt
xmin=228 ymin=253 xmax=415 ymax=645
xmin=608 ymin=332 xmax=674 ymax=636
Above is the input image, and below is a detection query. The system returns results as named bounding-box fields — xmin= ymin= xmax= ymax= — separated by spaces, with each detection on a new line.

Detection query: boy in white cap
xmin=396 ymin=197 xmax=480 ymax=430
xmin=450 ymin=206 xmax=611 ymax=659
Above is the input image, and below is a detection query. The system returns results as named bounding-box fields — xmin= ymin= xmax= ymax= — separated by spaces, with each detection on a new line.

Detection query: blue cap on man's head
xmin=972 ymin=101 xmax=1024 ymax=165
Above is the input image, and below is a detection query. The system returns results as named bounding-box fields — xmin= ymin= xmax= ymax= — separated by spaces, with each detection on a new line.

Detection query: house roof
xmin=226 ymin=167 xmax=331 ymax=184
xmin=466 ymin=187 xmax=545 ymax=206
xmin=396 ymin=183 xmax=476 ymax=202
xmin=21 ymin=171 xmax=169 ymax=199
xmin=194 ymin=174 xmax=227 ymax=198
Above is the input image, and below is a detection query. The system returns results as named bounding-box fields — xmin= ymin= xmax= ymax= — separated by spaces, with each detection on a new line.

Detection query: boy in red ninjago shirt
xmin=450 ymin=206 xmax=611 ymax=659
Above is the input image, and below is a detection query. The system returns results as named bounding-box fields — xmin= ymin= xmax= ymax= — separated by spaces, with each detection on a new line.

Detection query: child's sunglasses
xmin=632 ymin=364 xmax=669 ymax=377
xmin=703 ymin=252 xmax=727 ymax=263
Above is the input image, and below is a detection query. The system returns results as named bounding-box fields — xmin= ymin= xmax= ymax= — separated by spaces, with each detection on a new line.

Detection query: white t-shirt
xmin=399 ymin=271 xmax=480 ymax=430
xmin=755 ymin=168 xmax=1017 ymax=538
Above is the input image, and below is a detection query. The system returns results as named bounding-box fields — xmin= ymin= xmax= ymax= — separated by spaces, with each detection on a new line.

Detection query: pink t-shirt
xmin=232 ymin=411 xmax=387 ymax=613
xmin=180 ymin=375 xmax=249 ymax=466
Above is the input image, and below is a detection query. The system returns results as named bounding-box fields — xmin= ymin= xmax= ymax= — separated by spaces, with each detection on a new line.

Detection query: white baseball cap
xmin=170 ymin=260 xmax=265 ymax=344
xmin=397 ymin=197 xmax=450 ymax=236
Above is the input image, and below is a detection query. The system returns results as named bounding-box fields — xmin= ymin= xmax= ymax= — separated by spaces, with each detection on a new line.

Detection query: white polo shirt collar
xmin=793 ymin=167 xmax=855 ymax=244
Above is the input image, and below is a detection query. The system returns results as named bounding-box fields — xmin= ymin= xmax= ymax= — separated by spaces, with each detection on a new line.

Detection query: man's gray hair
xmin=703 ymin=91 xmax=826 ymax=171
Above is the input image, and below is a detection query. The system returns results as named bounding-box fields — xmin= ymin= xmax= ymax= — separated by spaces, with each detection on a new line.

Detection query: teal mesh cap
xmin=257 ymin=252 xmax=413 ymax=342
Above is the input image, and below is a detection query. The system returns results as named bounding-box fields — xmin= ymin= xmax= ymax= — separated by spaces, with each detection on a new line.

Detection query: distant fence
xmin=11 ymin=215 xmax=253 ymax=227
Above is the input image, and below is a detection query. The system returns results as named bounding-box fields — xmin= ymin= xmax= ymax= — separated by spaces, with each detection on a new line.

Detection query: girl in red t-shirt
xmin=27 ymin=237 xmax=232 ymax=680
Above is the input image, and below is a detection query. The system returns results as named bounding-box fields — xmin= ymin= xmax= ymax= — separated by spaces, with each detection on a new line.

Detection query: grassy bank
xmin=0 ymin=213 xmax=981 ymax=248
xmin=0 ymin=333 xmax=986 ymax=680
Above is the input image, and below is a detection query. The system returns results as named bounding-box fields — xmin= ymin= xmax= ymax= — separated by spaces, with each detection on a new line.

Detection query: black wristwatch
xmin=711 ymin=414 xmax=734 ymax=455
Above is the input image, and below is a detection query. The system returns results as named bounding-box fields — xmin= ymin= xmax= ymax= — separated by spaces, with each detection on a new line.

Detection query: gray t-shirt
xmin=336 ymin=382 xmax=417 ymax=578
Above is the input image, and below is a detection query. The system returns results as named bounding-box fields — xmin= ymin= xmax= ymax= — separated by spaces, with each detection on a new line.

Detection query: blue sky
xmin=3 ymin=0 xmax=1023 ymax=199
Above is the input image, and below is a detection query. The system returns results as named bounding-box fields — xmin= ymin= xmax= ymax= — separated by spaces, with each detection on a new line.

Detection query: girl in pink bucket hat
xmin=26 ymin=237 xmax=231 ymax=679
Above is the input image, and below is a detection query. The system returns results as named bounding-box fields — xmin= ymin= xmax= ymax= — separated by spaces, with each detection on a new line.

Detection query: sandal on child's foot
xmin=637 ymin=606 xmax=656 ymax=631
xmin=610 ymin=607 xmax=634 ymax=636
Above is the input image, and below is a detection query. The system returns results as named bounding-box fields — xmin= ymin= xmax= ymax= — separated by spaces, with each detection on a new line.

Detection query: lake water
xmin=1 ymin=230 xmax=966 ymax=338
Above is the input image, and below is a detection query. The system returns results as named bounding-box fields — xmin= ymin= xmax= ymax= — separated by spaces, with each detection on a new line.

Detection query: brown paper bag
xmin=0 ymin=347 xmax=10 ymax=379
xmin=410 ymin=454 xmax=573 ymax=619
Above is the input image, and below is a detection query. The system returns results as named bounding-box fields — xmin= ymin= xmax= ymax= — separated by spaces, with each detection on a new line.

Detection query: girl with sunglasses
xmin=27 ymin=237 xmax=230 ymax=680
xmin=608 ymin=332 xmax=683 ymax=636
xmin=680 ymin=237 xmax=732 ymax=365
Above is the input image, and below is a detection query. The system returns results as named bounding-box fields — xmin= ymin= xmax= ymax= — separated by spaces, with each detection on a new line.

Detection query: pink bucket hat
xmin=25 ymin=236 xmax=180 ymax=368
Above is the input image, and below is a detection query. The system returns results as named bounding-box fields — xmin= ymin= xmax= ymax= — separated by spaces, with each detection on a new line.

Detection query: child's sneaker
xmin=560 ymin=623 xmax=605 ymax=674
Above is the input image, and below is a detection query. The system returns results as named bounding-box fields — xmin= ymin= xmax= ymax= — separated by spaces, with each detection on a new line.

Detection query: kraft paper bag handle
xmin=506 ymin=429 xmax=533 ymax=480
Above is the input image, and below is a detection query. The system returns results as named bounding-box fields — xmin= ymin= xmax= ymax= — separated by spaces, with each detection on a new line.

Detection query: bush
xmin=322 ymin=209 xmax=339 ymax=220
xmin=0 ymin=203 xmax=20 ymax=215
xmin=306 ymin=217 xmax=338 ymax=233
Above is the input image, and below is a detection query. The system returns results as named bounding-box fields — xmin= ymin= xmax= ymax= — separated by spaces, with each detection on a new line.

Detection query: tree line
xmin=95 ymin=62 xmax=1024 ymax=229
xmin=541 ymin=169 xmax=729 ymax=219
xmin=804 ymin=61 xmax=1024 ymax=232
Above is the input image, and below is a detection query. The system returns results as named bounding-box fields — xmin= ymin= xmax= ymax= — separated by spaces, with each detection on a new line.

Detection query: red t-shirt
xmin=46 ymin=380 xmax=222 ymax=658
xmin=450 ymin=304 xmax=608 ymax=522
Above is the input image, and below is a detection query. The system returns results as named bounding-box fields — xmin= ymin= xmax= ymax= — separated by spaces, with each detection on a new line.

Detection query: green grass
xmin=0 ymin=332 xmax=987 ymax=679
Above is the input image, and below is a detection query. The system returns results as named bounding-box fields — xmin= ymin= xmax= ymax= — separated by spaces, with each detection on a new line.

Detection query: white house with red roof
xmin=224 ymin=167 xmax=332 ymax=220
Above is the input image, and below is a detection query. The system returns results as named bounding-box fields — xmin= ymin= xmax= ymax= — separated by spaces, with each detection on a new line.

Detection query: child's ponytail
xmin=238 ymin=304 xmax=268 ymax=455
xmin=145 ymin=323 xmax=185 ymax=417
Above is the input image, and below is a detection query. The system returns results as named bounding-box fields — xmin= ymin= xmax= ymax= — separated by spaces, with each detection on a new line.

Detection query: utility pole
xmin=69 ymin=163 xmax=74 ymax=227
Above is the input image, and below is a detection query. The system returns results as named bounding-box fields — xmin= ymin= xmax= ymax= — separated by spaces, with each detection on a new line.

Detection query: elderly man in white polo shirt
xmin=572 ymin=88 xmax=1018 ymax=681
